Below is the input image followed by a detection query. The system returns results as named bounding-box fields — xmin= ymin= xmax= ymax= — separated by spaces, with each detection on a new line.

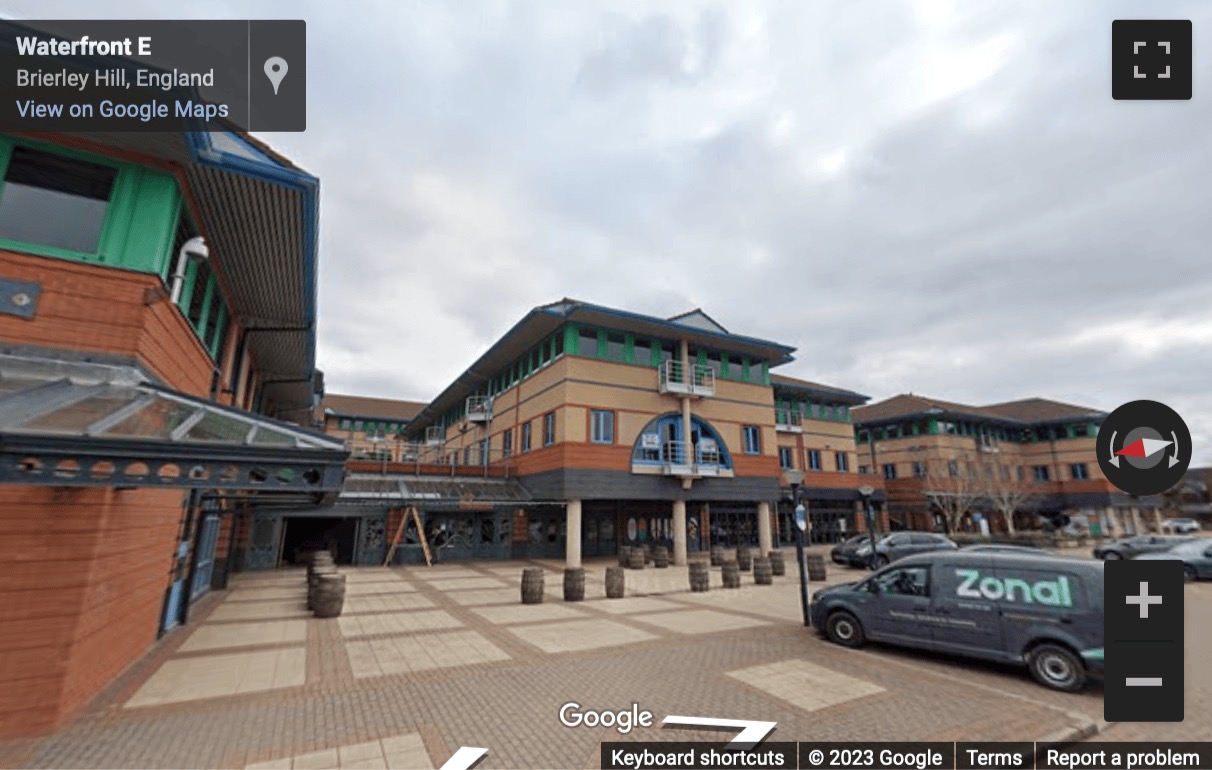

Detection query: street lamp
xmin=784 ymin=469 xmax=810 ymax=627
xmin=859 ymin=484 xmax=877 ymax=570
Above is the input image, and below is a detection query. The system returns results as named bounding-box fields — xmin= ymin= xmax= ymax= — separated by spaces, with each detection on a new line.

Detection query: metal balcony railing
xmin=425 ymin=426 xmax=445 ymax=446
xmin=657 ymin=360 xmax=715 ymax=397
xmin=465 ymin=395 xmax=492 ymax=422
xmin=775 ymin=409 xmax=803 ymax=432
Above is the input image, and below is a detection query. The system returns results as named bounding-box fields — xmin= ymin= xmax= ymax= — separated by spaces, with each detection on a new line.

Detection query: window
xmin=873 ymin=566 xmax=930 ymax=597
xmin=462 ymin=446 xmax=471 ymax=465
xmin=633 ymin=337 xmax=651 ymax=365
xmin=1034 ymin=465 xmax=1050 ymax=482
xmin=339 ymin=418 xmax=351 ymax=430
xmin=742 ymin=425 xmax=761 ymax=454
xmin=948 ymin=460 xmax=959 ymax=477
xmin=807 ymin=449 xmax=822 ymax=471
xmin=1070 ymin=463 xmax=1089 ymax=480
xmin=502 ymin=428 xmax=513 ymax=458
xmin=835 ymin=451 xmax=849 ymax=472
xmin=883 ymin=463 xmax=897 ymax=480
xmin=577 ymin=329 xmax=597 ymax=357
xmin=521 ymin=422 xmax=532 ymax=452
xmin=778 ymin=447 xmax=793 ymax=469
xmin=858 ymin=465 xmax=870 ymax=475
xmin=353 ymin=420 xmax=364 ymax=431
xmin=480 ymin=438 xmax=489 ymax=463
xmin=605 ymin=332 xmax=626 ymax=361
xmin=543 ymin=412 xmax=556 ymax=446
xmin=591 ymin=410 xmax=614 ymax=443
xmin=913 ymin=461 xmax=927 ymax=478
xmin=0 ymin=145 xmax=117 ymax=254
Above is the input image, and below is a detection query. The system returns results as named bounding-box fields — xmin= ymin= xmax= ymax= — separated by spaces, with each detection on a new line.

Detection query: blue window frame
xmin=807 ymin=449 xmax=822 ymax=471
xmin=502 ymin=428 xmax=513 ymax=458
xmin=631 ymin=414 xmax=733 ymax=469
xmin=521 ymin=422 xmax=532 ymax=452
xmin=883 ymin=463 xmax=897 ymax=480
xmin=1070 ymin=463 xmax=1088 ymax=480
xmin=835 ymin=451 xmax=849 ymax=472
xmin=590 ymin=410 xmax=614 ymax=444
xmin=1034 ymin=465 xmax=1050 ymax=482
xmin=743 ymin=425 xmax=761 ymax=454
xmin=543 ymin=412 xmax=555 ymax=446
xmin=778 ymin=447 xmax=792 ymax=469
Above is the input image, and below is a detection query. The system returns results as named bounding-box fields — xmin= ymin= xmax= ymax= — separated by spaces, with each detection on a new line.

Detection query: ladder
xmin=384 ymin=506 xmax=432 ymax=567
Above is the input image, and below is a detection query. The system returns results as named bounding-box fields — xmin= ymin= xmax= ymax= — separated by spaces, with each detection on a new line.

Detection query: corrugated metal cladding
xmin=186 ymin=165 xmax=307 ymax=329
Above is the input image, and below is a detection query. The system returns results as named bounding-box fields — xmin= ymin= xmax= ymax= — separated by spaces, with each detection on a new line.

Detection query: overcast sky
xmin=10 ymin=1 xmax=1212 ymax=463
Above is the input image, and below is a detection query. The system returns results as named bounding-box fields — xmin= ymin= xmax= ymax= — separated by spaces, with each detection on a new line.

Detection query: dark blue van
xmin=809 ymin=551 xmax=1104 ymax=691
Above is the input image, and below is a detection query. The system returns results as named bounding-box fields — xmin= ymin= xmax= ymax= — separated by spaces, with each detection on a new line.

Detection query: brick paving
xmin=0 ymin=547 xmax=1208 ymax=769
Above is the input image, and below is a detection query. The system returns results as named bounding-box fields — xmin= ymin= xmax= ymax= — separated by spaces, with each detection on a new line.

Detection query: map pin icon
xmin=264 ymin=56 xmax=288 ymax=95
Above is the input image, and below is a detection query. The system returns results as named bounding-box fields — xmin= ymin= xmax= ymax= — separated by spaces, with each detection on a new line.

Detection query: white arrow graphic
xmin=661 ymin=715 xmax=777 ymax=750
xmin=1169 ymin=430 xmax=1182 ymax=468
xmin=440 ymin=747 xmax=487 ymax=770
xmin=1108 ymin=430 xmax=1120 ymax=468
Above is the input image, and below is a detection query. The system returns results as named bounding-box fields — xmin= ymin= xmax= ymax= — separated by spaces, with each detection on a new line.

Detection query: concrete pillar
xmin=565 ymin=499 xmax=582 ymax=567
xmin=758 ymin=501 xmax=773 ymax=554
xmin=1102 ymin=507 xmax=1117 ymax=538
xmin=1130 ymin=507 xmax=1142 ymax=536
xmin=1153 ymin=508 xmax=1164 ymax=533
xmin=678 ymin=339 xmax=693 ymax=466
xmin=672 ymin=499 xmax=687 ymax=566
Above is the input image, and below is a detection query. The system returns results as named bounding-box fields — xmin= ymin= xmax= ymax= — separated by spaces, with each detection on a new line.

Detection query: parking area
xmin=3 ymin=546 xmax=1210 ymax=769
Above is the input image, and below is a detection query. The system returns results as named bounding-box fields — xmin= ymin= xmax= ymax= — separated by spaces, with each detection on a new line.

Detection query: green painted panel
xmin=650 ymin=342 xmax=661 ymax=367
xmin=564 ymin=324 xmax=579 ymax=356
xmin=720 ymin=353 xmax=730 ymax=378
xmin=597 ymin=329 xmax=607 ymax=358
xmin=624 ymin=333 xmax=635 ymax=364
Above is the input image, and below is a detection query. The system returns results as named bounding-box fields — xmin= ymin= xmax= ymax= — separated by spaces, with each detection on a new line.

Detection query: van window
xmin=873 ymin=566 xmax=930 ymax=597
xmin=887 ymin=534 xmax=911 ymax=547
xmin=910 ymin=533 xmax=941 ymax=545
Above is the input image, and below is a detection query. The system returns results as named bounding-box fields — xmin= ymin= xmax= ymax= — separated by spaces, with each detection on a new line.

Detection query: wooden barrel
xmin=605 ymin=566 xmax=625 ymax=598
xmin=768 ymin=551 xmax=786 ymax=576
xmin=722 ymin=560 xmax=741 ymax=589
xmin=653 ymin=545 xmax=669 ymax=569
xmin=521 ymin=567 xmax=545 ymax=604
xmin=710 ymin=546 xmax=725 ymax=566
xmin=736 ymin=546 xmax=752 ymax=571
xmin=563 ymin=567 xmax=585 ymax=602
xmin=627 ymin=547 xmax=645 ymax=570
xmin=688 ymin=561 xmax=710 ymax=593
xmin=617 ymin=546 xmax=631 ymax=567
xmin=753 ymin=557 xmax=773 ymax=585
xmin=806 ymin=554 xmax=827 ymax=581
xmin=313 ymin=573 xmax=346 ymax=618
xmin=307 ymin=564 xmax=337 ymax=610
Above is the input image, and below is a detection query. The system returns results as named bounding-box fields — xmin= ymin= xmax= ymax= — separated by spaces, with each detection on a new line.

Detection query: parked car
xmin=1160 ymin=518 xmax=1202 ymax=534
xmin=830 ymin=535 xmax=871 ymax=566
xmin=1135 ymin=539 xmax=1212 ymax=581
xmin=810 ymin=551 xmax=1105 ymax=692
xmin=1092 ymin=535 xmax=1194 ymax=560
xmin=962 ymin=544 xmax=1048 ymax=555
xmin=852 ymin=531 xmax=957 ymax=569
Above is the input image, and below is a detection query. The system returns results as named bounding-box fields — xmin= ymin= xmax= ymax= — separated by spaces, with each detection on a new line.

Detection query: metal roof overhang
xmin=772 ymin=380 xmax=869 ymax=405
xmin=855 ymin=408 xmax=1028 ymax=430
xmin=336 ymin=473 xmax=539 ymax=509
xmin=406 ymin=301 xmax=798 ymax=434
xmin=0 ymin=360 xmax=348 ymax=500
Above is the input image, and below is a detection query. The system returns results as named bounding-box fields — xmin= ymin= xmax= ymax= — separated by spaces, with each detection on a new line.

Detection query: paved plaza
xmin=2 ymin=547 xmax=1209 ymax=769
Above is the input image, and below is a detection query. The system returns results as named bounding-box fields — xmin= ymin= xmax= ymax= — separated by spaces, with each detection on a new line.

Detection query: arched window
xmin=631 ymin=413 xmax=732 ymax=469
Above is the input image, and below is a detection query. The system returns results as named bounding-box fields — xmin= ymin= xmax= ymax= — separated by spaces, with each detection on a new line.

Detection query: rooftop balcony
xmin=631 ymin=440 xmax=733 ymax=478
xmin=775 ymin=409 xmax=803 ymax=433
xmin=465 ymin=395 xmax=492 ymax=422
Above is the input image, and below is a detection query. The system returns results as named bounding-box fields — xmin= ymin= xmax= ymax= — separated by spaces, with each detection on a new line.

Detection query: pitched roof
xmin=321 ymin=393 xmax=428 ymax=422
xmin=980 ymin=398 xmax=1106 ymax=422
xmin=667 ymin=309 xmax=729 ymax=334
xmin=853 ymin=393 xmax=1105 ymax=426
xmin=769 ymin=373 xmax=869 ymax=404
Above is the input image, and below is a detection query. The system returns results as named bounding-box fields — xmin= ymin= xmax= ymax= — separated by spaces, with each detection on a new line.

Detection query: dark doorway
xmin=281 ymin=517 xmax=357 ymax=565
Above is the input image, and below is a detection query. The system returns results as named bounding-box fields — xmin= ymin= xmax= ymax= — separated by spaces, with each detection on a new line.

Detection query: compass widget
xmin=1097 ymin=400 xmax=1191 ymax=496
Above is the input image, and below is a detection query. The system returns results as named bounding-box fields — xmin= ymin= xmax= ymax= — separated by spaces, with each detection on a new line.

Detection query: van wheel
xmin=1184 ymin=565 xmax=1197 ymax=582
xmin=1102 ymin=552 xmax=1122 ymax=560
xmin=1028 ymin=644 xmax=1086 ymax=692
xmin=826 ymin=611 xmax=865 ymax=648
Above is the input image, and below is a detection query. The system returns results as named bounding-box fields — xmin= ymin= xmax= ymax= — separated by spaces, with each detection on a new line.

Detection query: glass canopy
xmin=0 ymin=364 xmax=347 ymax=494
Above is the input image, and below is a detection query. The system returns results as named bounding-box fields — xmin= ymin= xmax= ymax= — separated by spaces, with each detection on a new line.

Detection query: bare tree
xmin=923 ymin=458 xmax=983 ymax=533
xmin=980 ymin=463 xmax=1041 ymax=535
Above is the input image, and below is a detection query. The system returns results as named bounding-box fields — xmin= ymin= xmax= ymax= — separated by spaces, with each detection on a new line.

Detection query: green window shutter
xmin=742 ymin=357 xmax=750 ymax=381
xmin=697 ymin=350 xmax=707 ymax=368
xmin=195 ymin=273 xmax=215 ymax=335
xmin=928 ymin=418 xmax=939 ymax=435
xmin=911 ymin=422 xmax=920 ymax=435
xmin=208 ymin=303 xmax=228 ymax=359
xmin=564 ymin=324 xmax=579 ymax=356
xmin=650 ymin=342 xmax=661 ymax=367
xmin=624 ymin=333 xmax=635 ymax=364
xmin=720 ymin=353 xmax=730 ymax=378
xmin=597 ymin=329 xmax=607 ymax=358
xmin=761 ymin=361 xmax=770 ymax=385
xmin=98 ymin=167 xmax=180 ymax=274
